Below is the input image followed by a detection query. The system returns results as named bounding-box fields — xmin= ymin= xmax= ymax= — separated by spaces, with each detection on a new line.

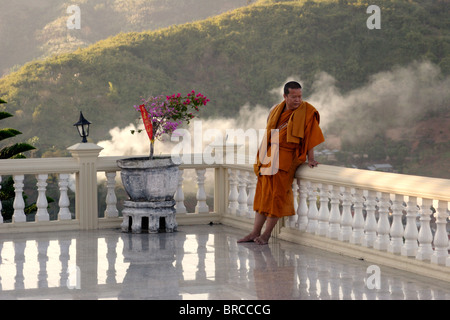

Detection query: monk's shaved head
xmin=283 ymin=81 xmax=302 ymax=95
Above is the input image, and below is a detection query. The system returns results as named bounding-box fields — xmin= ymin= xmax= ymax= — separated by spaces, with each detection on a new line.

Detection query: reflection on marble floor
xmin=0 ymin=225 xmax=449 ymax=300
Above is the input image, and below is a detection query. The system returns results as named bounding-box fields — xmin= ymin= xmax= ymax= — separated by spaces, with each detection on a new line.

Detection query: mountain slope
xmin=0 ymin=0 xmax=448 ymax=177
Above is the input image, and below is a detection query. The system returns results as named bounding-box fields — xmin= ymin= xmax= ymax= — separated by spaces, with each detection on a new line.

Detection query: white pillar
xmin=316 ymin=184 xmax=329 ymax=236
xmin=350 ymin=188 xmax=365 ymax=245
xmin=416 ymin=198 xmax=433 ymax=261
xmin=227 ymin=169 xmax=238 ymax=215
xmin=339 ymin=187 xmax=353 ymax=242
xmin=401 ymin=196 xmax=419 ymax=257
xmin=431 ymin=200 xmax=449 ymax=265
xmin=12 ymin=175 xmax=26 ymax=223
xmin=388 ymin=194 xmax=404 ymax=254
xmin=236 ymin=170 xmax=248 ymax=217
xmin=104 ymin=171 xmax=118 ymax=218
xmin=174 ymin=169 xmax=187 ymax=214
xmin=306 ymin=182 xmax=319 ymax=234
xmin=327 ymin=185 xmax=341 ymax=239
xmin=36 ymin=173 xmax=50 ymax=221
xmin=195 ymin=168 xmax=209 ymax=214
xmin=58 ymin=173 xmax=72 ymax=220
xmin=246 ymin=173 xmax=257 ymax=219
xmin=374 ymin=192 xmax=390 ymax=251
xmin=363 ymin=190 xmax=377 ymax=248
xmin=297 ymin=179 xmax=309 ymax=232
xmin=67 ymin=142 xmax=103 ymax=230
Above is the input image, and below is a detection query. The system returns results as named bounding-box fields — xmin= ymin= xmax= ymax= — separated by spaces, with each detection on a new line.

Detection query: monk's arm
xmin=307 ymin=148 xmax=319 ymax=168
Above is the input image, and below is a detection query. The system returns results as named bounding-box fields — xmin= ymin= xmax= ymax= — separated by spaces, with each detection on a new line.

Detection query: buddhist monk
xmin=238 ymin=81 xmax=325 ymax=245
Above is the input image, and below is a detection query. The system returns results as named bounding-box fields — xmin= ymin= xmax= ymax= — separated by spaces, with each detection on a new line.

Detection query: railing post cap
xmin=67 ymin=143 xmax=103 ymax=158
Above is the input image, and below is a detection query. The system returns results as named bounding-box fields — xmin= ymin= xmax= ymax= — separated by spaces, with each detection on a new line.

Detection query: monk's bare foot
xmin=254 ymin=235 xmax=270 ymax=245
xmin=237 ymin=233 xmax=259 ymax=243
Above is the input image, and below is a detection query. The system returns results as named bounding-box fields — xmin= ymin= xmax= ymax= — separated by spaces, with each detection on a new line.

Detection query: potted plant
xmin=117 ymin=90 xmax=209 ymax=233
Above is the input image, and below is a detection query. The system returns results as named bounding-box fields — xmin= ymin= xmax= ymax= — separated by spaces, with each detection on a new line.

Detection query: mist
xmin=98 ymin=60 xmax=449 ymax=157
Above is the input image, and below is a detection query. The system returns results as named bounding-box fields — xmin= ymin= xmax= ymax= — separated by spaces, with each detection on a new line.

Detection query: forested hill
xmin=0 ymin=0 xmax=250 ymax=76
xmin=0 ymin=0 xmax=449 ymax=177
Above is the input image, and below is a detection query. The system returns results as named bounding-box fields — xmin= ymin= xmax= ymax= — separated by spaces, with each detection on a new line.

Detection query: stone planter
xmin=117 ymin=156 xmax=179 ymax=233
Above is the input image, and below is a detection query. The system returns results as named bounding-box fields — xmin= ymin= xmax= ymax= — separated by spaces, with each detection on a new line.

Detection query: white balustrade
xmin=0 ymin=152 xmax=448 ymax=276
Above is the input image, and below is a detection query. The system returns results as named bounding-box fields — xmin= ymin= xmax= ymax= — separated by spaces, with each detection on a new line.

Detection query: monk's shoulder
xmin=303 ymin=101 xmax=318 ymax=113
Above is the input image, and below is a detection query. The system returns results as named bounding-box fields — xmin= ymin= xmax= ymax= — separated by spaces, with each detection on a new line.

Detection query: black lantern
xmin=73 ymin=111 xmax=91 ymax=143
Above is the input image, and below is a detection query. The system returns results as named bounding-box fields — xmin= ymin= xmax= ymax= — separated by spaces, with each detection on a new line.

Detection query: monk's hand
xmin=308 ymin=159 xmax=319 ymax=168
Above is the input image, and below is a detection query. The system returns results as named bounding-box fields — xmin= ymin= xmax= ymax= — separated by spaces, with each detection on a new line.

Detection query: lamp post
xmin=73 ymin=111 xmax=91 ymax=143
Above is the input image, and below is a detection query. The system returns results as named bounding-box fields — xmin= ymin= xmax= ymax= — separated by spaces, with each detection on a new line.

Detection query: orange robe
xmin=253 ymin=100 xmax=324 ymax=218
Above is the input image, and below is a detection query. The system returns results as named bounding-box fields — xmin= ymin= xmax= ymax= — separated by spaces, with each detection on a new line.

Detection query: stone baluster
xmin=431 ymin=200 xmax=449 ymax=265
xmin=174 ymin=169 xmax=187 ymax=214
xmin=388 ymin=194 xmax=404 ymax=254
xmin=374 ymin=192 xmax=390 ymax=251
xmin=236 ymin=170 xmax=248 ymax=217
xmin=12 ymin=175 xmax=26 ymax=223
xmin=36 ymin=174 xmax=50 ymax=221
xmin=306 ymin=182 xmax=319 ymax=233
xmin=350 ymin=188 xmax=365 ymax=245
xmin=339 ymin=187 xmax=353 ymax=241
xmin=104 ymin=172 xmax=119 ymax=218
xmin=0 ymin=176 xmax=3 ymax=223
xmin=227 ymin=169 xmax=239 ymax=215
xmin=316 ymin=184 xmax=330 ymax=236
xmin=297 ymin=179 xmax=309 ymax=231
xmin=327 ymin=185 xmax=341 ymax=239
xmin=288 ymin=179 xmax=299 ymax=228
xmin=246 ymin=173 xmax=257 ymax=219
xmin=401 ymin=196 xmax=419 ymax=257
xmin=195 ymin=169 xmax=209 ymax=213
xmin=363 ymin=190 xmax=377 ymax=248
xmin=58 ymin=173 xmax=72 ymax=220
xmin=416 ymin=198 xmax=433 ymax=261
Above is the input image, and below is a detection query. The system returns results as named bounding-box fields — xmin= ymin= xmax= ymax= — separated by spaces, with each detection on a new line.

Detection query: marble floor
xmin=0 ymin=224 xmax=449 ymax=300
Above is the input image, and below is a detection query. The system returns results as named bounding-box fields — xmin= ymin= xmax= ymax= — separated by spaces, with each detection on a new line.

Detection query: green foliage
xmin=0 ymin=98 xmax=38 ymax=221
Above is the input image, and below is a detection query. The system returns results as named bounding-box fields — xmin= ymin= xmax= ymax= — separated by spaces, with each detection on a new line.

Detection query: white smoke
xmin=98 ymin=60 xmax=449 ymax=156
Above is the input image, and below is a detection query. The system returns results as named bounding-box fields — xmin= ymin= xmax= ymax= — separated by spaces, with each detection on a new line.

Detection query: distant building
xmin=367 ymin=164 xmax=393 ymax=172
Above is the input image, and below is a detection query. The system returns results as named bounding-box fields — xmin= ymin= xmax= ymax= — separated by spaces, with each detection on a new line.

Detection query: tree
xmin=0 ymin=98 xmax=44 ymax=221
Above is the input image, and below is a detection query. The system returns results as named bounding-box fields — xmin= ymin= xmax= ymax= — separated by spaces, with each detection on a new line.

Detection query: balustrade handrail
xmin=0 ymin=157 xmax=79 ymax=175
xmin=295 ymin=163 xmax=450 ymax=202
